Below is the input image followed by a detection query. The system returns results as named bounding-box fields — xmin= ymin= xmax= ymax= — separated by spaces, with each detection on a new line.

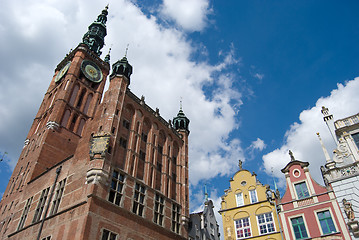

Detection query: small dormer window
xmin=295 ymin=182 xmax=310 ymax=199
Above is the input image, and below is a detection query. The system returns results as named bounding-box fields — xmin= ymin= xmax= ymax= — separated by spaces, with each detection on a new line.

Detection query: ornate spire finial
xmin=321 ymin=106 xmax=337 ymax=144
xmin=125 ymin=44 xmax=129 ymax=58
xmin=289 ymin=150 xmax=295 ymax=161
xmin=104 ymin=47 xmax=111 ymax=63
xmin=82 ymin=6 xmax=109 ymax=56
xmin=238 ymin=159 xmax=243 ymax=170
xmin=180 ymin=97 xmax=183 ymax=110
xmin=204 ymin=184 xmax=208 ymax=202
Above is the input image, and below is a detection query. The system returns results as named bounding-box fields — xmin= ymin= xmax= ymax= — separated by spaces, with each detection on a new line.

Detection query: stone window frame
xmin=314 ymin=208 xmax=338 ymax=236
xmin=234 ymin=217 xmax=252 ymax=239
xmin=290 ymin=215 xmax=309 ymax=240
xmin=17 ymin=196 xmax=33 ymax=230
xmin=235 ymin=192 xmax=244 ymax=207
xmin=249 ymin=189 xmax=258 ymax=204
xmin=153 ymin=193 xmax=165 ymax=226
xmin=108 ymin=170 xmax=125 ymax=206
xmin=256 ymin=212 xmax=276 ymax=235
xmin=33 ymin=187 xmax=50 ymax=223
xmin=294 ymin=181 xmax=310 ymax=199
xmin=101 ymin=228 xmax=118 ymax=240
xmin=49 ymin=178 xmax=66 ymax=216
xmin=171 ymin=203 xmax=181 ymax=234
xmin=132 ymin=182 xmax=146 ymax=216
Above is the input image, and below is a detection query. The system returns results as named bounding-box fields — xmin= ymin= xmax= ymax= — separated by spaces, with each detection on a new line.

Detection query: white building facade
xmin=320 ymin=107 xmax=359 ymax=239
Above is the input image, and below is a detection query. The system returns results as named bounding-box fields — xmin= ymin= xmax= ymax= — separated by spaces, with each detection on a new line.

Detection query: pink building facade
xmin=278 ymin=151 xmax=351 ymax=240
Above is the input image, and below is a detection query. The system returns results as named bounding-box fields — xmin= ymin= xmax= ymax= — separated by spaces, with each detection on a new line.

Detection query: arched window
xmin=76 ymin=89 xmax=86 ymax=109
xmin=83 ymin=94 xmax=93 ymax=114
xmin=69 ymin=85 xmax=79 ymax=106
xmin=77 ymin=118 xmax=86 ymax=136
xmin=69 ymin=114 xmax=78 ymax=132
xmin=61 ymin=110 xmax=71 ymax=127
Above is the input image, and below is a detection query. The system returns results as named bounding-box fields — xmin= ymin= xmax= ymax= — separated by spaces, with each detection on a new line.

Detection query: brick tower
xmin=0 ymin=6 xmax=190 ymax=240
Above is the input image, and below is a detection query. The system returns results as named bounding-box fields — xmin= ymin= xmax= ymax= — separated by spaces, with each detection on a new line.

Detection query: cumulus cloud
xmin=0 ymin=0 xmax=243 ymax=188
xmin=250 ymin=138 xmax=266 ymax=151
xmin=263 ymin=78 xmax=359 ymax=186
xmin=160 ymin=0 xmax=211 ymax=32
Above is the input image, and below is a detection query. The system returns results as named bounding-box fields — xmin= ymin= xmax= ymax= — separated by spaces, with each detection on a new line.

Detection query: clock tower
xmin=0 ymin=6 xmax=190 ymax=240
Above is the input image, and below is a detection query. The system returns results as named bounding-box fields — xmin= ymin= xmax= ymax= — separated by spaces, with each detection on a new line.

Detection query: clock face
xmin=55 ymin=62 xmax=71 ymax=83
xmin=81 ymin=60 xmax=103 ymax=83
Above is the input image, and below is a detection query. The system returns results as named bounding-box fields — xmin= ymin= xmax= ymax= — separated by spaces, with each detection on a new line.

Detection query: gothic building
xmin=0 ymin=6 xmax=190 ymax=240
xmin=320 ymin=107 xmax=359 ymax=238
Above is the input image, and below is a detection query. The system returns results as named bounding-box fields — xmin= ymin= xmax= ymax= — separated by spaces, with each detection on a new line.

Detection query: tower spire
xmin=316 ymin=132 xmax=332 ymax=162
xmin=173 ymin=102 xmax=190 ymax=133
xmin=321 ymin=106 xmax=337 ymax=144
xmin=82 ymin=6 xmax=109 ymax=56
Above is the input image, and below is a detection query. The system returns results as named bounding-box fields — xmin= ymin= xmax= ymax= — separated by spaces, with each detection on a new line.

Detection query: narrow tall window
xmin=295 ymin=182 xmax=310 ymax=199
xmin=101 ymin=229 xmax=118 ymax=240
xmin=108 ymin=170 xmax=125 ymax=206
xmin=61 ymin=109 xmax=71 ymax=127
xmin=76 ymin=118 xmax=86 ymax=136
xmin=153 ymin=194 xmax=164 ymax=226
xmin=234 ymin=217 xmax=251 ymax=239
xmin=235 ymin=193 xmax=244 ymax=207
xmin=69 ymin=84 xmax=79 ymax=106
xmin=172 ymin=204 xmax=181 ymax=234
xmin=69 ymin=114 xmax=78 ymax=132
xmin=257 ymin=213 xmax=275 ymax=235
xmin=49 ymin=179 xmax=66 ymax=216
xmin=83 ymin=94 xmax=93 ymax=114
xmin=132 ymin=183 xmax=146 ymax=216
xmin=317 ymin=210 xmax=336 ymax=234
xmin=291 ymin=216 xmax=308 ymax=240
xmin=17 ymin=197 xmax=33 ymax=230
xmin=249 ymin=189 xmax=258 ymax=203
xmin=352 ymin=132 xmax=359 ymax=149
xmin=76 ymin=89 xmax=86 ymax=108
xmin=33 ymin=187 xmax=50 ymax=223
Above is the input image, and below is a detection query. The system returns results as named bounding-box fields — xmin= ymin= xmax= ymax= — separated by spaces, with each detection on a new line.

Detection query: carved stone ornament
xmin=23 ymin=139 xmax=30 ymax=148
xmin=89 ymin=132 xmax=110 ymax=159
xmin=333 ymin=137 xmax=350 ymax=163
xmin=86 ymin=168 xmax=109 ymax=185
xmin=343 ymin=198 xmax=355 ymax=221
xmin=46 ymin=121 xmax=60 ymax=131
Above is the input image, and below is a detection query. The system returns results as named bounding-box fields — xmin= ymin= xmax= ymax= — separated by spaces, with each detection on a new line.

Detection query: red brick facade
xmin=0 ymin=39 xmax=189 ymax=239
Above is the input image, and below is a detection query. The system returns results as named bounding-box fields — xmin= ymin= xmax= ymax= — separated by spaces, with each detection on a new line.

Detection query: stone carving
xmin=343 ymin=198 xmax=355 ymax=221
xmin=333 ymin=137 xmax=350 ymax=163
xmin=46 ymin=121 xmax=60 ymax=131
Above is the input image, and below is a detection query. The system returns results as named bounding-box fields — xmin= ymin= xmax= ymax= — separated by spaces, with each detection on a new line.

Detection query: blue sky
xmin=1 ymin=0 xmax=359 ymax=237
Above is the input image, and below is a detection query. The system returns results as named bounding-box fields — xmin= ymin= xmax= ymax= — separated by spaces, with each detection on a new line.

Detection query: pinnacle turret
xmin=173 ymin=106 xmax=190 ymax=133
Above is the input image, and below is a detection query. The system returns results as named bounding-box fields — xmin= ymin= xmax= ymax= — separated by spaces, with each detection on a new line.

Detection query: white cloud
xmin=160 ymin=0 xmax=211 ymax=32
xmin=254 ymin=73 xmax=264 ymax=80
xmin=0 ymin=0 xmax=243 ymax=187
xmin=263 ymin=78 xmax=359 ymax=187
xmin=249 ymin=138 xmax=266 ymax=151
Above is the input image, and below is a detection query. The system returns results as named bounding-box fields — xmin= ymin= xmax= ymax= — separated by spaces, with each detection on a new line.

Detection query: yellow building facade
xmin=219 ymin=162 xmax=282 ymax=240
